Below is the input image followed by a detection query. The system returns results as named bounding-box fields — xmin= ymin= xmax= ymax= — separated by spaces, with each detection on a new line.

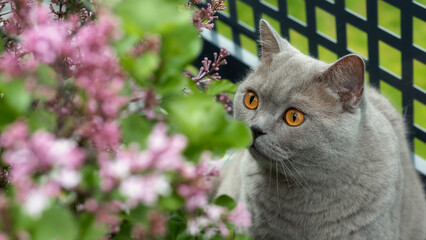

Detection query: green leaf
xmin=234 ymin=234 xmax=254 ymax=240
xmin=0 ymin=37 xmax=4 ymax=54
xmin=185 ymin=78 xmax=202 ymax=95
xmin=0 ymin=80 xmax=31 ymax=114
xmin=0 ymin=98 xmax=19 ymax=129
xmin=213 ymin=195 xmax=237 ymax=210
xmin=163 ymin=94 xmax=251 ymax=159
xmin=120 ymin=114 xmax=153 ymax=148
xmin=112 ymin=221 xmax=132 ymax=240
xmin=206 ymin=80 xmax=238 ymax=96
xmin=128 ymin=204 xmax=149 ymax=224
xmin=155 ymin=71 xmax=188 ymax=95
xmin=122 ymin=52 xmax=160 ymax=87
xmin=167 ymin=213 xmax=187 ymax=240
xmin=113 ymin=34 xmax=139 ymax=56
xmin=157 ymin=24 xmax=201 ymax=94
xmin=28 ymin=108 xmax=56 ymax=132
xmin=80 ymin=166 xmax=101 ymax=194
xmin=160 ymin=24 xmax=201 ymax=70
xmin=33 ymin=206 xmax=77 ymax=240
xmin=158 ymin=194 xmax=184 ymax=211
xmin=78 ymin=213 xmax=108 ymax=240
xmin=115 ymin=0 xmax=192 ymax=37
xmin=36 ymin=65 xmax=57 ymax=87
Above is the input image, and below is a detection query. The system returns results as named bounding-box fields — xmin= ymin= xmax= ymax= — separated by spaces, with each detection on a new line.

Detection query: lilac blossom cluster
xmin=0 ymin=122 xmax=85 ymax=217
xmin=187 ymin=1 xmax=234 ymax=113
xmin=0 ymin=1 xmax=251 ymax=238
xmin=217 ymin=92 xmax=233 ymax=113
xmin=189 ymin=0 xmax=226 ymax=31
xmin=192 ymin=48 xmax=230 ymax=88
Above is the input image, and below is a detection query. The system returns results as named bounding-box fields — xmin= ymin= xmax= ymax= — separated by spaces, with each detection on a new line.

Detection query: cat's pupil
xmin=250 ymin=95 xmax=255 ymax=104
xmin=293 ymin=112 xmax=298 ymax=122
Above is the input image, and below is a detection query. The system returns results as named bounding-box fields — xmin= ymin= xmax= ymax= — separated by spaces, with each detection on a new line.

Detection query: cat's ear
xmin=259 ymin=19 xmax=289 ymax=63
xmin=321 ymin=54 xmax=365 ymax=111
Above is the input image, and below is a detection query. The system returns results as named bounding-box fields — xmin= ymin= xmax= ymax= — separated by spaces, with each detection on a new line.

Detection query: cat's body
xmin=215 ymin=20 xmax=426 ymax=239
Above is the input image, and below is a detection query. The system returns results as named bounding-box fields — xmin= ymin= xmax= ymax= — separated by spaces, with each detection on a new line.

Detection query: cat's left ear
xmin=321 ymin=54 xmax=365 ymax=111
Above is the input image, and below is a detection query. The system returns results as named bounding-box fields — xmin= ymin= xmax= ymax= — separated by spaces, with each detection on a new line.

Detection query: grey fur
xmin=216 ymin=19 xmax=426 ymax=239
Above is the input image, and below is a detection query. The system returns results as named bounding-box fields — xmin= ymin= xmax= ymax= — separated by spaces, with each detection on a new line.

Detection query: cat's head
xmin=234 ymin=20 xmax=365 ymax=181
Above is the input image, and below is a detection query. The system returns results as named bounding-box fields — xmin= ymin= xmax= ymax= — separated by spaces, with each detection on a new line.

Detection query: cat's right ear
xmin=259 ymin=19 xmax=284 ymax=63
xmin=320 ymin=54 xmax=365 ymax=112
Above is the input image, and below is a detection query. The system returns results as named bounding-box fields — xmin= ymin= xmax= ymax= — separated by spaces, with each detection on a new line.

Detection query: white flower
xmin=23 ymin=189 xmax=50 ymax=218
xmin=52 ymin=168 xmax=81 ymax=189
xmin=108 ymin=158 xmax=131 ymax=179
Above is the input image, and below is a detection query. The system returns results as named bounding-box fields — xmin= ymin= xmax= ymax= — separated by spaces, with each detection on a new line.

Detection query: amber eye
xmin=284 ymin=108 xmax=305 ymax=126
xmin=244 ymin=91 xmax=259 ymax=110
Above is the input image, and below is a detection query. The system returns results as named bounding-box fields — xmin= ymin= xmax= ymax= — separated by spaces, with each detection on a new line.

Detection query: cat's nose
xmin=251 ymin=126 xmax=266 ymax=140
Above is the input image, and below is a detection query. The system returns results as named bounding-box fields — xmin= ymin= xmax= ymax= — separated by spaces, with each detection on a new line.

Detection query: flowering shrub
xmin=0 ymin=0 xmax=253 ymax=239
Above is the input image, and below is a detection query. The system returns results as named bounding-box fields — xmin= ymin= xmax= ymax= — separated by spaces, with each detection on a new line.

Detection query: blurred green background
xmin=213 ymin=0 xmax=426 ymax=159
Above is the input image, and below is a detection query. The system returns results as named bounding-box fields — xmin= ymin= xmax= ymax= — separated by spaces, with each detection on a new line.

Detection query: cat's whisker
xmin=280 ymin=160 xmax=309 ymax=192
xmin=287 ymin=158 xmax=313 ymax=192
xmin=268 ymin=160 xmax=273 ymax=193
xmin=287 ymin=158 xmax=323 ymax=167
xmin=275 ymin=161 xmax=282 ymax=212
xmin=276 ymin=160 xmax=291 ymax=190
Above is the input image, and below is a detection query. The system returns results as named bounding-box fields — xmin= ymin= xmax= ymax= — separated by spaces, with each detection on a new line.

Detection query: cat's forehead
xmin=248 ymin=52 xmax=329 ymax=96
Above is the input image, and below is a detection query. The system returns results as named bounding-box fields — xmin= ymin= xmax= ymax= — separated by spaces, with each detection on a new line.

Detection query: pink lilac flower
xmin=227 ymin=203 xmax=252 ymax=227
xmin=0 ymin=233 xmax=8 ymax=240
xmin=217 ymin=92 xmax=233 ymax=113
xmin=0 ymin=51 xmax=22 ymax=77
xmin=1 ymin=123 xmax=85 ymax=204
xmin=192 ymin=7 xmax=215 ymax=31
xmin=20 ymin=7 xmax=72 ymax=64
xmin=192 ymin=48 xmax=230 ymax=89
xmin=178 ymin=184 xmax=208 ymax=211
xmin=148 ymin=211 xmax=167 ymax=237
xmin=191 ymin=0 xmax=226 ymax=32
xmin=205 ymin=205 xmax=225 ymax=221
xmin=79 ymin=200 xmax=123 ymax=233
xmin=178 ymin=153 xmax=221 ymax=211
xmin=81 ymin=118 xmax=121 ymax=151
xmin=0 ymin=121 xmax=28 ymax=148
xmin=148 ymin=123 xmax=187 ymax=170
xmin=119 ymin=175 xmax=170 ymax=207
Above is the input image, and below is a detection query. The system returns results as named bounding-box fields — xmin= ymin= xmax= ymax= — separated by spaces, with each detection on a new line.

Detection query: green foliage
xmin=166 ymin=211 xmax=187 ymax=240
xmin=36 ymin=65 xmax=57 ymax=88
xmin=164 ymin=94 xmax=251 ymax=160
xmin=77 ymin=214 xmax=108 ymax=240
xmin=0 ymin=37 xmax=4 ymax=54
xmin=33 ymin=206 xmax=77 ymax=240
xmin=28 ymin=108 xmax=56 ymax=132
xmin=112 ymin=221 xmax=132 ymax=240
xmin=115 ymin=0 xmax=201 ymax=95
xmin=115 ymin=0 xmax=251 ymax=163
xmin=0 ymin=0 xmax=252 ymax=239
xmin=121 ymin=114 xmax=154 ymax=148
xmin=123 ymin=52 xmax=161 ymax=86
xmin=0 ymin=79 xmax=31 ymax=129
xmin=156 ymin=24 xmax=201 ymax=95
xmin=213 ymin=195 xmax=237 ymax=210
xmin=159 ymin=193 xmax=185 ymax=211
xmin=115 ymin=0 xmax=192 ymax=37
xmin=235 ymin=234 xmax=254 ymax=240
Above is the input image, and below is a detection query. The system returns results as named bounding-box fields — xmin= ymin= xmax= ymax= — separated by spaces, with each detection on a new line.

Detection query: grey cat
xmin=215 ymin=19 xmax=426 ymax=239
